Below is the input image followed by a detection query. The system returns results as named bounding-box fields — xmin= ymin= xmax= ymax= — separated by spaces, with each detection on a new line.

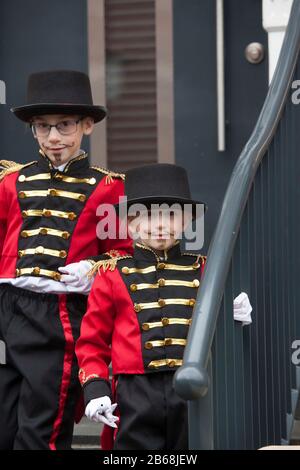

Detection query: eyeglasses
xmin=31 ymin=118 xmax=83 ymax=137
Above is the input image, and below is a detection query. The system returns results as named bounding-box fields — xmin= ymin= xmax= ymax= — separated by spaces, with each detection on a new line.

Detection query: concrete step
xmin=72 ymin=417 xmax=102 ymax=450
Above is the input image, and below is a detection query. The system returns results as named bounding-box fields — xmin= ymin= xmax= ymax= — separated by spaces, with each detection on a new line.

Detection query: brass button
xmin=134 ymin=303 xmax=141 ymax=313
xmin=15 ymin=269 xmax=20 ymax=277
xmin=49 ymin=189 xmax=57 ymax=196
xmin=90 ymin=177 xmax=96 ymax=185
xmin=168 ymin=360 xmax=176 ymax=368
xmin=18 ymin=175 xmax=26 ymax=182
xmin=122 ymin=266 xmax=130 ymax=275
xmin=18 ymin=250 xmax=23 ymax=258
xmin=144 ymin=342 xmax=153 ymax=350
xmin=20 ymin=230 xmax=28 ymax=238
xmin=54 ymin=273 xmax=61 ymax=281
xmin=33 ymin=267 xmax=40 ymax=275
xmin=192 ymin=262 xmax=200 ymax=270
xmin=142 ymin=323 xmax=150 ymax=331
xmin=59 ymin=250 xmax=67 ymax=258
xmin=158 ymin=298 xmax=166 ymax=308
xmin=157 ymin=262 xmax=165 ymax=270
xmin=44 ymin=210 xmax=52 ymax=217
xmin=165 ymin=338 xmax=172 ymax=346
xmin=21 ymin=211 xmax=27 ymax=218
xmin=68 ymin=212 xmax=76 ymax=220
xmin=35 ymin=246 xmax=44 ymax=255
xmin=161 ymin=317 xmax=169 ymax=326
xmin=79 ymin=194 xmax=86 ymax=202
xmin=189 ymin=298 xmax=196 ymax=307
xmin=130 ymin=283 xmax=137 ymax=292
xmin=158 ymin=278 xmax=165 ymax=287
xmin=40 ymin=228 xmax=48 ymax=235
xmin=193 ymin=279 xmax=200 ymax=287
xmin=62 ymin=231 xmax=70 ymax=239
xmin=18 ymin=191 xmax=26 ymax=199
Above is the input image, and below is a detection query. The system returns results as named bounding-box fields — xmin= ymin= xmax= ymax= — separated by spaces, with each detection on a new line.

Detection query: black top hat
xmin=116 ymin=163 xmax=207 ymax=218
xmin=11 ymin=70 xmax=107 ymax=123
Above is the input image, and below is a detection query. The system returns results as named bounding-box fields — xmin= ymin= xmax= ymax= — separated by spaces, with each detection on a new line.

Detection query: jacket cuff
xmin=83 ymin=378 xmax=112 ymax=406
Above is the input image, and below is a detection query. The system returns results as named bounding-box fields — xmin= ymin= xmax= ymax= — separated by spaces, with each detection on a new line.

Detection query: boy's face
xmin=128 ymin=207 xmax=192 ymax=252
xmin=31 ymin=114 xmax=94 ymax=167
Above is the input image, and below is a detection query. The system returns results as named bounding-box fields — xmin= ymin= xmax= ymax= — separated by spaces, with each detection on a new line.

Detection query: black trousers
xmin=0 ymin=283 xmax=87 ymax=450
xmin=113 ymin=372 xmax=188 ymax=450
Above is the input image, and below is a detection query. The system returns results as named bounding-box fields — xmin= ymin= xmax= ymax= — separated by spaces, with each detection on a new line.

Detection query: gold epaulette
xmin=183 ymin=253 xmax=207 ymax=265
xmin=0 ymin=160 xmax=36 ymax=182
xmin=91 ymin=166 xmax=125 ymax=185
xmin=88 ymin=255 xmax=133 ymax=277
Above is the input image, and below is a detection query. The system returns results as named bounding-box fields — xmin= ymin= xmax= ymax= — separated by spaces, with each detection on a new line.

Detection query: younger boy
xmin=76 ymin=163 xmax=206 ymax=450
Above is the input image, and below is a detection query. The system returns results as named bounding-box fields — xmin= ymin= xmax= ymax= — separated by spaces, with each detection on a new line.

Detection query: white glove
xmin=85 ymin=396 xmax=119 ymax=428
xmin=233 ymin=292 xmax=252 ymax=326
xmin=58 ymin=260 xmax=94 ymax=294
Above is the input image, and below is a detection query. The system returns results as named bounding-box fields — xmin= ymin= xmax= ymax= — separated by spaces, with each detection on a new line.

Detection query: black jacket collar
xmin=37 ymin=149 xmax=89 ymax=174
xmin=134 ymin=241 xmax=182 ymax=263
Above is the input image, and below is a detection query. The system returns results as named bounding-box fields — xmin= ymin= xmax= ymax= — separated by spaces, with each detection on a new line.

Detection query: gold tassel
xmin=0 ymin=160 xmax=35 ymax=181
xmin=91 ymin=166 xmax=125 ymax=185
xmin=87 ymin=254 xmax=132 ymax=278
xmin=87 ymin=258 xmax=118 ymax=278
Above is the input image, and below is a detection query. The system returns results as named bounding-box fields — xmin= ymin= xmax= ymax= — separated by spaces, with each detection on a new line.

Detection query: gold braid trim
xmin=87 ymin=254 xmax=133 ymax=278
xmin=91 ymin=166 xmax=125 ymax=185
xmin=183 ymin=253 xmax=206 ymax=266
xmin=0 ymin=160 xmax=36 ymax=181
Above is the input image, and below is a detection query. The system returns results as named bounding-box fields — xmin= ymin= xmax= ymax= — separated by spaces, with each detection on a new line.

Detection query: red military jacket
xmin=0 ymin=151 xmax=133 ymax=280
xmin=76 ymin=241 xmax=206 ymax=404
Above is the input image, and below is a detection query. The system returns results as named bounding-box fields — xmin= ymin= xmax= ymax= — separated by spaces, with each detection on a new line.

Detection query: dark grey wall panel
xmin=0 ymin=0 xmax=88 ymax=164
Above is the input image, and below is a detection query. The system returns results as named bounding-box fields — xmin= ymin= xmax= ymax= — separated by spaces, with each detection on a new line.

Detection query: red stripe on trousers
xmin=49 ymin=294 xmax=74 ymax=450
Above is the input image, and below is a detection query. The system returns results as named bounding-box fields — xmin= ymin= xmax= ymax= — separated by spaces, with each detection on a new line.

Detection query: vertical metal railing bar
xmin=289 ymin=75 xmax=298 ymax=391
xmin=228 ymin=250 xmax=242 ymax=449
xmin=277 ymin=119 xmax=288 ymax=440
xmin=212 ymin=328 xmax=219 ymax=447
xmin=290 ymin=86 xmax=297 ymax=390
xmin=236 ymin=230 xmax=247 ymax=449
xmin=288 ymin=96 xmax=295 ymax=393
xmin=279 ymin=115 xmax=290 ymax=435
xmin=281 ymin=110 xmax=290 ymax=426
xmin=266 ymin=147 xmax=276 ymax=444
xmin=284 ymin=98 xmax=293 ymax=404
xmin=273 ymin=131 xmax=284 ymax=442
xmin=252 ymin=178 xmax=262 ymax=447
xmin=243 ymin=201 xmax=254 ymax=448
xmin=260 ymin=161 xmax=270 ymax=444
xmin=223 ymin=280 xmax=233 ymax=448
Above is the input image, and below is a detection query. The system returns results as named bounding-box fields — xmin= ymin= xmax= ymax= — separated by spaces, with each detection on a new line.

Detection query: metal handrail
xmin=174 ymin=0 xmax=300 ymax=400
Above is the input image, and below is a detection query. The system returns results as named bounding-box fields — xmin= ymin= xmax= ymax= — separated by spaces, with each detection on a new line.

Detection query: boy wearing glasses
xmin=0 ymin=70 xmax=132 ymax=449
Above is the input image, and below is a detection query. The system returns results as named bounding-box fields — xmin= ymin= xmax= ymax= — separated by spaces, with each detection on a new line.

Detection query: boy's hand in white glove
xmin=233 ymin=292 xmax=252 ymax=326
xmin=58 ymin=260 xmax=94 ymax=294
xmin=85 ymin=396 xmax=119 ymax=428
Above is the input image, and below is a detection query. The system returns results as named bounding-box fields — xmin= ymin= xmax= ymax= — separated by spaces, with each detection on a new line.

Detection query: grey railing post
xmin=188 ymin=353 xmax=214 ymax=450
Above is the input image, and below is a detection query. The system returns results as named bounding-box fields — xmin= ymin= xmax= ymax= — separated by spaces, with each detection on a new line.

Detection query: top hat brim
xmin=11 ymin=103 xmax=107 ymax=123
xmin=115 ymin=196 xmax=207 ymax=219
